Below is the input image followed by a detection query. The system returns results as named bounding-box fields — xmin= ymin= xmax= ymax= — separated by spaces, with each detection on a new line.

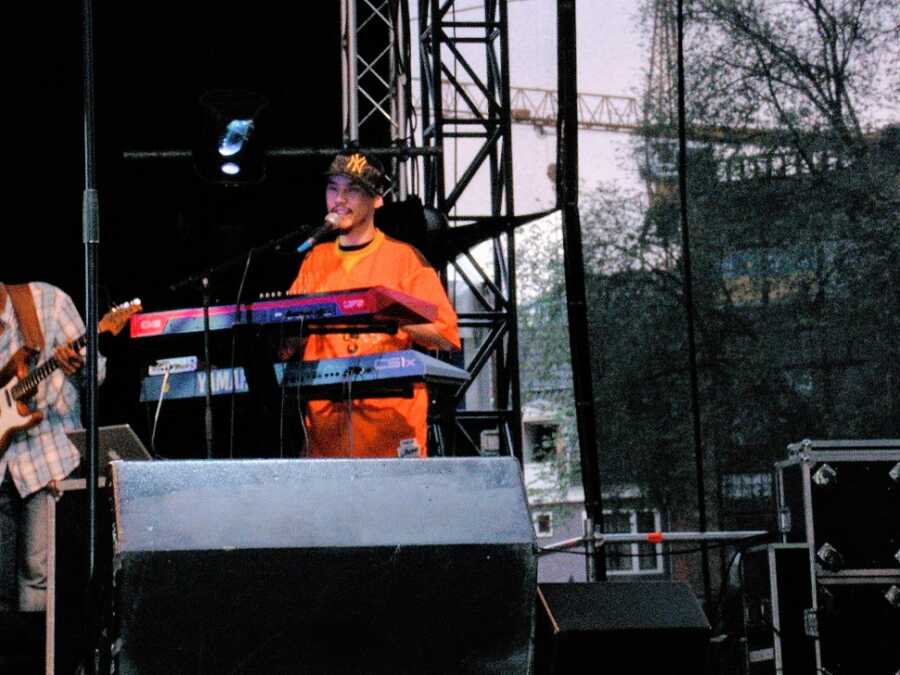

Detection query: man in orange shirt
xmin=285 ymin=151 xmax=460 ymax=458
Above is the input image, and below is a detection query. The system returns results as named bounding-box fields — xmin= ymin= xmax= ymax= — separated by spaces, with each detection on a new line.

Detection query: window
xmin=479 ymin=429 xmax=499 ymax=456
xmin=721 ymin=473 xmax=772 ymax=500
xmin=602 ymin=509 xmax=664 ymax=575
xmin=533 ymin=512 xmax=553 ymax=537
xmin=524 ymin=423 xmax=558 ymax=463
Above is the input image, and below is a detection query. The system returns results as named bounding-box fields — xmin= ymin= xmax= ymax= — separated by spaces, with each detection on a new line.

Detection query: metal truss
xmin=417 ymin=0 xmax=522 ymax=460
xmin=340 ymin=0 xmax=414 ymax=197
xmin=340 ymin=0 xmax=522 ymax=460
xmin=418 ymin=81 xmax=641 ymax=132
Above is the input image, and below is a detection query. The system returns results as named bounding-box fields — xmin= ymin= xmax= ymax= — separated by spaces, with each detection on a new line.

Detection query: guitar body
xmin=0 ymin=298 xmax=141 ymax=456
xmin=0 ymin=375 xmax=44 ymax=455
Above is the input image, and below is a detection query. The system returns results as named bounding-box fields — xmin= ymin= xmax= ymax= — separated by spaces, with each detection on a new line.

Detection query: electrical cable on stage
xmin=291 ymin=316 xmax=310 ymax=456
xmin=228 ymin=247 xmax=255 ymax=459
xmin=150 ymin=367 xmax=170 ymax=459
xmin=277 ymin=320 xmax=287 ymax=458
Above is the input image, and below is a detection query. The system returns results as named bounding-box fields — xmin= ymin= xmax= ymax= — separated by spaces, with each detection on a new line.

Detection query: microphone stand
xmin=168 ymin=224 xmax=322 ymax=459
xmin=169 ymin=225 xmax=314 ymax=294
xmin=80 ymin=0 xmax=106 ymax=671
xmin=200 ymin=277 xmax=214 ymax=458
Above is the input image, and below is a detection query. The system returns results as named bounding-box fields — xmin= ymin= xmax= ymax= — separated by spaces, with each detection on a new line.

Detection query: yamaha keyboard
xmin=139 ymin=367 xmax=250 ymax=402
xmin=130 ymin=286 xmax=437 ymax=338
xmin=274 ymin=350 xmax=469 ymax=399
xmin=139 ymin=351 xmax=469 ymax=403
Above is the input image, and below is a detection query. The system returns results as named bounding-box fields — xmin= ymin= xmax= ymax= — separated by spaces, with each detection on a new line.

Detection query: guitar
xmin=0 ymin=298 xmax=141 ymax=455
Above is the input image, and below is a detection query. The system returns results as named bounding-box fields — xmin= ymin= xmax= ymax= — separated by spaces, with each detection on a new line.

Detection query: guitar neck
xmin=10 ymin=334 xmax=87 ymax=401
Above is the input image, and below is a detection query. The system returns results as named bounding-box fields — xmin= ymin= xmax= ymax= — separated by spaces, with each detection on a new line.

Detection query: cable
xmin=291 ymin=316 xmax=310 ymax=456
xmin=228 ymin=248 xmax=254 ymax=459
xmin=344 ymin=370 xmax=354 ymax=456
xmin=149 ymin=368 xmax=170 ymax=459
xmin=297 ymin=394 xmax=310 ymax=456
xmin=711 ymin=544 xmax=746 ymax=630
xmin=277 ymin=322 xmax=286 ymax=458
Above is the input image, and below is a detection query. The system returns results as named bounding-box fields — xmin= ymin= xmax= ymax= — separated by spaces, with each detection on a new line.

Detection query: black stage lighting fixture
xmin=195 ymin=89 xmax=268 ymax=185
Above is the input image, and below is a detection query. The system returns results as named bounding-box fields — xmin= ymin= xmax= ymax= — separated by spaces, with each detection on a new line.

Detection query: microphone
xmin=296 ymin=213 xmax=342 ymax=254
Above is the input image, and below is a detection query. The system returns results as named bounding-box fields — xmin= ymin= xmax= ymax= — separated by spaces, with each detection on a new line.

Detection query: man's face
xmin=325 ymin=175 xmax=383 ymax=234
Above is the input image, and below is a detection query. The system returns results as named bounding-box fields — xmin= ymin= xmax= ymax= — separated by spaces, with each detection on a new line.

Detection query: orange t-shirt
xmin=287 ymin=229 xmax=460 ymax=458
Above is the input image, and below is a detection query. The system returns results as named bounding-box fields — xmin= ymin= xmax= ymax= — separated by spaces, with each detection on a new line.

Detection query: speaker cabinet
xmin=535 ymin=581 xmax=710 ymax=674
xmin=46 ymin=479 xmax=114 ymax=675
xmin=109 ymin=457 xmax=536 ymax=674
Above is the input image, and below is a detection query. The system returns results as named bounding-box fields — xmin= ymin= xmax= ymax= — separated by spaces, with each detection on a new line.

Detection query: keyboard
xmin=130 ymin=286 xmax=438 ymax=338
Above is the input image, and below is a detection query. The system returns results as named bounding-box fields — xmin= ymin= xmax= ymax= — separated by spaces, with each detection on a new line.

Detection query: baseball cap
xmin=325 ymin=151 xmax=389 ymax=195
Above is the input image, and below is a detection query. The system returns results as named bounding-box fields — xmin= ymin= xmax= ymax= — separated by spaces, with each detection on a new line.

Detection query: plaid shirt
xmin=0 ymin=282 xmax=106 ymax=497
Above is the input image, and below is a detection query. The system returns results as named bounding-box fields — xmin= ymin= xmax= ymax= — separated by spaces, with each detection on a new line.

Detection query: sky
xmin=427 ymin=0 xmax=650 ymax=217
xmin=413 ymin=0 xmax=651 ymax=284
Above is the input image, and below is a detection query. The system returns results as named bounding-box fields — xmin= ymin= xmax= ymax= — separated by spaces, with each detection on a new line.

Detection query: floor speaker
xmin=535 ymin=581 xmax=711 ymax=675
xmin=110 ymin=457 xmax=536 ymax=674
xmin=46 ymin=479 xmax=114 ymax=675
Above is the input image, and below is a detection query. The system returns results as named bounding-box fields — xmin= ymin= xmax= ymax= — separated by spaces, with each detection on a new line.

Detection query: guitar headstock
xmin=99 ymin=298 xmax=143 ymax=336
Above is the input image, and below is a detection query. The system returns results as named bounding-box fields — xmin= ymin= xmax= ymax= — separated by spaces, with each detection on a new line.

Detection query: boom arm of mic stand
xmin=168 ymin=227 xmax=307 ymax=292
xmin=166 ymin=226 xmax=310 ymax=458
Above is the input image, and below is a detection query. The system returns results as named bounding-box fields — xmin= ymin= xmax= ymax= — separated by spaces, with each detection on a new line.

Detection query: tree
xmin=634 ymin=0 xmax=900 ymax=509
xmin=517 ymin=0 xmax=899 ymax=540
xmin=678 ymin=0 xmax=899 ymax=147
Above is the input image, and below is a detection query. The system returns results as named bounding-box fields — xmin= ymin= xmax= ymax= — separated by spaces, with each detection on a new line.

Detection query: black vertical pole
xmin=497 ymin=0 xmax=524 ymax=462
xmin=557 ymin=0 xmax=606 ymax=581
xmin=674 ymin=0 xmax=712 ymax=604
xmin=81 ymin=0 xmax=102 ymax=671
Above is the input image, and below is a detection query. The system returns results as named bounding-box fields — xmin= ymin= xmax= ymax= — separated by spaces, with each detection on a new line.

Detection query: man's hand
xmin=54 ymin=345 xmax=84 ymax=376
xmin=47 ymin=479 xmax=63 ymax=501
xmin=402 ymin=324 xmax=460 ymax=352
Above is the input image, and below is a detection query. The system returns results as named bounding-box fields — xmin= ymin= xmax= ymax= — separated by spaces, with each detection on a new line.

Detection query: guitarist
xmin=0 ymin=281 xmax=105 ymax=613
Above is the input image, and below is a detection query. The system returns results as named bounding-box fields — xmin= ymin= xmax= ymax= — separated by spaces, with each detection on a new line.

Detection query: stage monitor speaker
xmin=109 ymin=457 xmax=537 ymax=674
xmin=535 ymin=582 xmax=711 ymax=675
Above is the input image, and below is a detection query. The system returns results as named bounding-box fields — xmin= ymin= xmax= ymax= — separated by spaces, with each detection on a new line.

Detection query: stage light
xmin=890 ymin=461 xmax=900 ymax=483
xmin=218 ymin=119 xmax=254 ymax=157
xmin=195 ymin=90 xmax=268 ymax=185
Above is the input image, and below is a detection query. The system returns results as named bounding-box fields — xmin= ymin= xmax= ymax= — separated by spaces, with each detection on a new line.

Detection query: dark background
xmin=5 ymin=2 xmax=359 ymax=457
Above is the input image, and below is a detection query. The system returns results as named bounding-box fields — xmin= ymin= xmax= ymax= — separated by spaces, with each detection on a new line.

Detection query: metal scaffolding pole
xmin=417 ymin=0 xmax=522 ymax=460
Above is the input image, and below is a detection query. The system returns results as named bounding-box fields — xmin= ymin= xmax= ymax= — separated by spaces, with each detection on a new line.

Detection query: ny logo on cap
xmin=345 ymin=153 xmax=369 ymax=175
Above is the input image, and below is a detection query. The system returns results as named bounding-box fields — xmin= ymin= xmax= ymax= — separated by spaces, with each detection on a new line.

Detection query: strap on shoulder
xmin=7 ymin=283 xmax=45 ymax=353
